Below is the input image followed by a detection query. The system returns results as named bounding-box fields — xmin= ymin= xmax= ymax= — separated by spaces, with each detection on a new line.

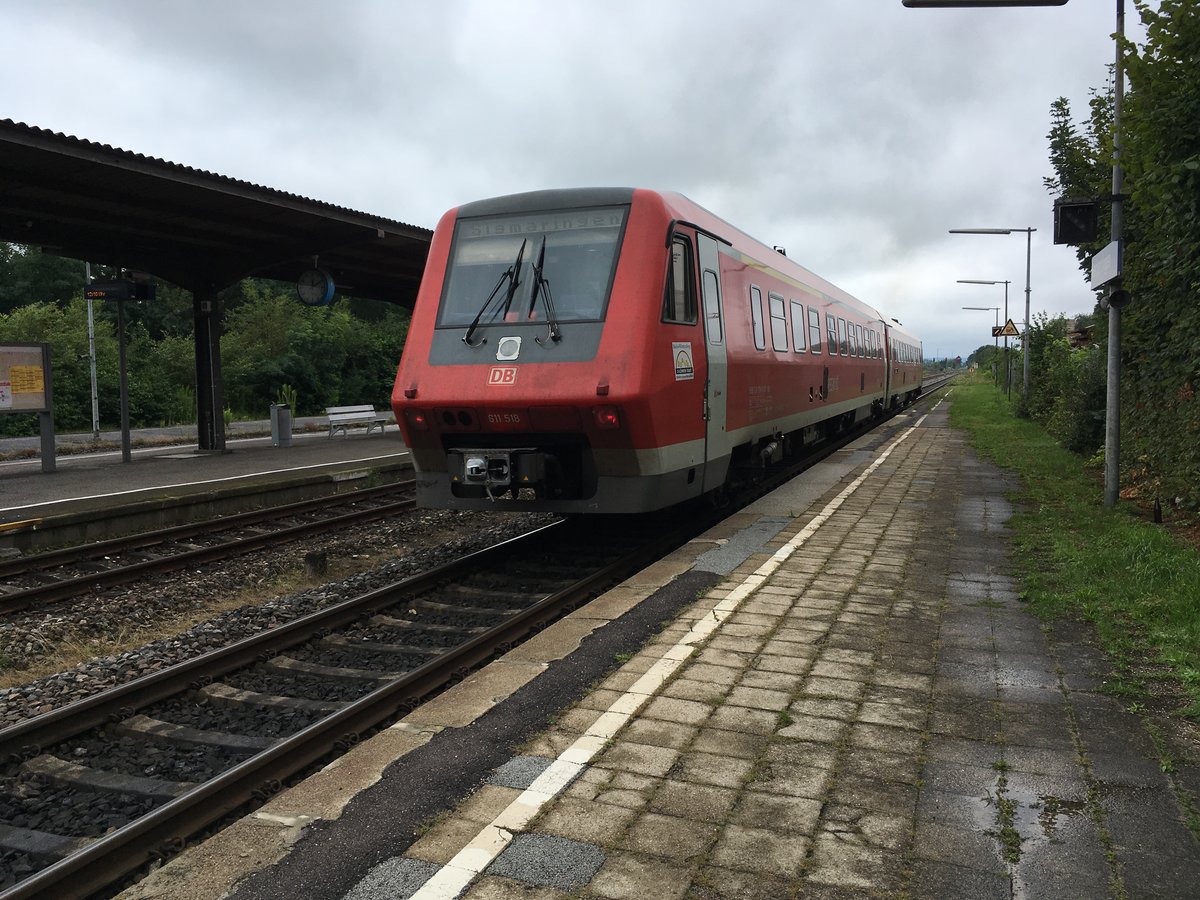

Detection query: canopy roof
xmin=0 ymin=118 xmax=431 ymax=304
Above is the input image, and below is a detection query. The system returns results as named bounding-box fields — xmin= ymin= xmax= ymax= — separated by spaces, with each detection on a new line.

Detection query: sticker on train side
xmin=673 ymin=342 xmax=694 ymax=381
xmin=488 ymin=366 xmax=518 ymax=385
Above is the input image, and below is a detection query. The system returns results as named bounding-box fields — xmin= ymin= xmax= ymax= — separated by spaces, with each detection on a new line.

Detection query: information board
xmin=0 ymin=343 xmax=50 ymax=413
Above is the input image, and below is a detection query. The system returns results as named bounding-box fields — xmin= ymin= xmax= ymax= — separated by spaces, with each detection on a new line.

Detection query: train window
xmin=790 ymin=301 xmax=806 ymax=352
xmin=662 ymin=236 xmax=697 ymax=324
xmin=750 ymin=286 xmax=766 ymax=350
xmin=837 ymin=318 xmax=848 ymax=356
xmin=437 ymin=205 xmax=627 ymax=328
xmin=808 ymin=308 xmax=822 ymax=353
xmin=856 ymin=324 xmax=864 ymax=357
xmin=703 ymin=270 xmax=722 ymax=344
xmin=826 ymin=314 xmax=838 ymax=356
xmin=769 ymin=293 xmax=788 ymax=352
xmin=849 ymin=323 xmax=858 ymax=357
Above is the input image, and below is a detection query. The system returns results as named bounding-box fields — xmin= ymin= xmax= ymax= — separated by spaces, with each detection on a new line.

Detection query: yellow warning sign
xmin=998 ymin=319 xmax=1021 ymax=338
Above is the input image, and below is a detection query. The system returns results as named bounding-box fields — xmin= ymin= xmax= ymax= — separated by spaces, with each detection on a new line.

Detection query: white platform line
xmin=402 ymin=411 xmax=932 ymax=900
xmin=0 ymin=453 xmax=406 ymax=514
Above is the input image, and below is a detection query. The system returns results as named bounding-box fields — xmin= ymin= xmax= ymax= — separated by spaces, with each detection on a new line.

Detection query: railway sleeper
xmin=264 ymin=655 xmax=401 ymax=684
xmin=440 ymin=583 xmax=552 ymax=605
xmin=116 ymin=714 xmax=273 ymax=752
xmin=198 ymin=682 xmax=346 ymax=714
xmin=319 ymin=635 xmax=444 ymax=657
xmin=20 ymin=753 xmax=195 ymax=801
xmin=0 ymin=821 xmax=92 ymax=861
xmin=411 ymin=596 xmax=523 ymax=616
xmin=370 ymin=613 xmax=487 ymax=634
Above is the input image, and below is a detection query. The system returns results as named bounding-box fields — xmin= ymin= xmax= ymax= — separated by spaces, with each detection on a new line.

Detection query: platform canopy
xmin=0 ymin=118 xmax=432 ymax=303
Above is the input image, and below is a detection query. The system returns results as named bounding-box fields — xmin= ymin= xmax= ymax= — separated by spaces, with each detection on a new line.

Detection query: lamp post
xmin=959 ymin=280 xmax=1011 ymax=395
xmin=904 ymin=1 xmax=1127 ymax=507
xmin=962 ymin=305 xmax=1001 ymax=385
xmin=950 ymin=229 xmax=1033 ymax=403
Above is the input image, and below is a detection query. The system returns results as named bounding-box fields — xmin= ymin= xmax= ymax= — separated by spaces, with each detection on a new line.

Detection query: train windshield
xmin=437 ymin=206 xmax=627 ymax=329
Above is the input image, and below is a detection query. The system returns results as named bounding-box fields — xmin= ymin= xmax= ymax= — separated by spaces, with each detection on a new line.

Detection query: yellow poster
xmin=9 ymin=365 xmax=44 ymax=394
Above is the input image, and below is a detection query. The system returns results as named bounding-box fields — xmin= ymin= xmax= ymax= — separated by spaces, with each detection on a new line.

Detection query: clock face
xmin=297 ymin=268 xmax=333 ymax=306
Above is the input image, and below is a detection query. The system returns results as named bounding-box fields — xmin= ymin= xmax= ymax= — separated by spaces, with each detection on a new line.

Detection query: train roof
xmin=450 ymin=186 xmax=890 ymax=327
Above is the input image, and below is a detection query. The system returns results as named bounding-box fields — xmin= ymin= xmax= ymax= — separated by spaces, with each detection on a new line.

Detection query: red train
xmin=391 ymin=188 xmax=922 ymax=514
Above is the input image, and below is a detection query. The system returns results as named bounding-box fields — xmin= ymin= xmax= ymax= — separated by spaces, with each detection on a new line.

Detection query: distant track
xmin=0 ymin=483 xmax=417 ymax=616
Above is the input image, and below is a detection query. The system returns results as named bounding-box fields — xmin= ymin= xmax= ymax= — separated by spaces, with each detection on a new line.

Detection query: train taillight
xmin=404 ymin=409 xmax=429 ymax=431
xmin=592 ymin=405 xmax=621 ymax=430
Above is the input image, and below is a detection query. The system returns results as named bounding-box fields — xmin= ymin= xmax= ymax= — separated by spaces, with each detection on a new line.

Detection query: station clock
xmin=297 ymin=268 xmax=335 ymax=306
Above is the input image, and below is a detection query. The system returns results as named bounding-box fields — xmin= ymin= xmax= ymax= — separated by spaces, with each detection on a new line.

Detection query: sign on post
xmin=0 ymin=343 xmax=49 ymax=412
xmin=1090 ymin=241 xmax=1123 ymax=288
xmin=0 ymin=342 xmax=56 ymax=472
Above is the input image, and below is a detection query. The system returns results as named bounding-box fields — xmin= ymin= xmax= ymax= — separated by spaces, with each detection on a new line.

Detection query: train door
xmin=697 ymin=233 xmax=729 ymax=491
xmin=883 ymin=326 xmax=895 ymax=405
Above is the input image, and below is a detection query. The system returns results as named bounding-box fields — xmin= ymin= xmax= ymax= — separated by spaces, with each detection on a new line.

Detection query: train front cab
xmin=393 ymin=190 xmax=726 ymax=514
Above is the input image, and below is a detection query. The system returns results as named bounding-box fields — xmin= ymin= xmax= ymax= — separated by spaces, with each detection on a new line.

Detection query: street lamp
xmin=959 ymin=280 xmax=1012 ymax=395
xmin=905 ymin=0 xmax=1127 ymax=507
xmin=962 ymin=305 xmax=1001 ymax=385
xmin=950 ymin=228 xmax=1034 ymax=402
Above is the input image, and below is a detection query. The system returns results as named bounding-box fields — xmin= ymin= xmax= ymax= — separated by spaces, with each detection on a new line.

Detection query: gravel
xmin=0 ymin=508 xmax=555 ymax=728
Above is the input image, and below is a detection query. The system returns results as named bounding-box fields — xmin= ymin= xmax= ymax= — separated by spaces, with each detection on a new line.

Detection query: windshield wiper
xmin=528 ymin=236 xmax=562 ymax=344
xmin=462 ymin=238 xmax=527 ymax=347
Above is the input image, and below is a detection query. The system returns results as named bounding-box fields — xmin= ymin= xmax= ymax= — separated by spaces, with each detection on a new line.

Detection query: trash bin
xmin=270 ymin=403 xmax=293 ymax=447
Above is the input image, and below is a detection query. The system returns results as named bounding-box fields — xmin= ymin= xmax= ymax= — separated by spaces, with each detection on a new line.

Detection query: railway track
xmin=0 ymin=514 xmax=689 ymax=898
xmin=0 ymin=483 xmax=417 ymax=616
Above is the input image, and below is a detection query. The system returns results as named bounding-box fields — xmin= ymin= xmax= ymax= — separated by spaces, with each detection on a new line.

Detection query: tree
xmin=220 ymin=282 xmax=409 ymax=416
xmin=1044 ymin=0 xmax=1200 ymax=507
xmin=0 ymin=243 xmax=85 ymax=314
xmin=0 ymin=299 xmax=120 ymax=435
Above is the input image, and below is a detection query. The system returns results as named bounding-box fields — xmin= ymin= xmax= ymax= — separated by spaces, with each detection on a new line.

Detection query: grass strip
xmin=947 ymin=378 xmax=1200 ymax=720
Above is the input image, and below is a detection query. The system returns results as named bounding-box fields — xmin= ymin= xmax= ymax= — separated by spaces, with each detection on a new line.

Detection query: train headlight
xmin=592 ymin=405 xmax=621 ymax=430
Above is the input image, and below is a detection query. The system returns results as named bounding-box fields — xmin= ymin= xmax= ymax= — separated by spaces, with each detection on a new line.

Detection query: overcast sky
xmin=2 ymin=0 xmax=1145 ymax=360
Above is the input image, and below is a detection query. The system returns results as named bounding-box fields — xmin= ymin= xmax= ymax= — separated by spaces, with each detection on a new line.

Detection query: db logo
xmin=488 ymin=367 xmax=518 ymax=386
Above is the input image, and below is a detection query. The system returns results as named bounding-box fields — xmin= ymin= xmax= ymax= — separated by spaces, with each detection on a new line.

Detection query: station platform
xmin=114 ymin=395 xmax=1200 ymax=899
xmin=0 ymin=424 xmax=410 ymax=547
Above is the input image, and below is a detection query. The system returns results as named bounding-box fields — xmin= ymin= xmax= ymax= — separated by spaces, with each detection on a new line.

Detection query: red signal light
xmin=592 ymin=405 xmax=620 ymax=430
xmin=405 ymin=409 xmax=429 ymax=431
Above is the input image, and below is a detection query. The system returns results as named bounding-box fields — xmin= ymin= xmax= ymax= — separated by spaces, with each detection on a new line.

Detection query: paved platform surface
xmin=117 ymin=394 xmax=1200 ymax=899
xmin=0 ymin=424 xmax=408 ymax=525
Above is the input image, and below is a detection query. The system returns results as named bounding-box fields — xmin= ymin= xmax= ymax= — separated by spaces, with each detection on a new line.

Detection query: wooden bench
xmin=325 ymin=405 xmax=389 ymax=438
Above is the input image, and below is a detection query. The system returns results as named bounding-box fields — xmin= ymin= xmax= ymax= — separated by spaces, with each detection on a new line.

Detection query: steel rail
xmin=0 ymin=519 xmax=568 ymax=757
xmin=0 ymin=486 xmax=417 ymax=616
xmin=0 ymin=518 xmax=686 ymax=900
xmin=0 ymin=481 xmax=415 ymax=579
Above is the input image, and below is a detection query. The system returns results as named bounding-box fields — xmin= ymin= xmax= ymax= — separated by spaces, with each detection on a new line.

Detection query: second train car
xmin=391 ymin=188 xmax=922 ymax=514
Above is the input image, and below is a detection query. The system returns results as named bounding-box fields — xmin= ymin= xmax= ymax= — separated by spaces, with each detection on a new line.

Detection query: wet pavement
xmin=123 ymin=395 xmax=1200 ymax=899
